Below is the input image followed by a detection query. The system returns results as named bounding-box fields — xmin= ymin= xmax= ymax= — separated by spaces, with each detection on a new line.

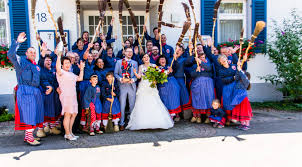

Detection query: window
xmin=85 ymin=13 xmax=145 ymax=49
xmin=88 ymin=16 xmax=112 ymax=41
xmin=217 ymin=1 xmax=246 ymax=43
xmin=0 ymin=0 xmax=8 ymax=45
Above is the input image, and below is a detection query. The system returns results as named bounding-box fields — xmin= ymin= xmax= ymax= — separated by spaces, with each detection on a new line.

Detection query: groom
xmin=114 ymin=47 xmax=138 ymax=131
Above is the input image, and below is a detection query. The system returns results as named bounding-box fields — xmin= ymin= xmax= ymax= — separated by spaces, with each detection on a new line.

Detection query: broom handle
xmin=139 ymin=14 xmax=149 ymax=51
xmin=32 ymin=17 xmax=42 ymax=53
xmin=77 ymin=13 xmax=81 ymax=38
xmin=194 ymin=36 xmax=200 ymax=69
xmin=44 ymin=0 xmax=59 ymax=39
xmin=211 ymin=18 xmax=217 ymax=53
xmin=240 ymin=42 xmax=253 ymax=69
xmin=109 ymin=79 xmax=114 ymax=120
xmin=159 ymin=32 xmax=162 ymax=55
xmin=188 ymin=26 xmax=192 ymax=57
xmin=91 ymin=20 xmax=102 ymax=44
xmin=238 ymin=38 xmax=244 ymax=62
xmin=119 ymin=21 xmax=125 ymax=51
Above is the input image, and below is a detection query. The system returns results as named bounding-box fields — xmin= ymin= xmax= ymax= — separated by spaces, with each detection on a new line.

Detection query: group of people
xmin=8 ymin=18 xmax=252 ymax=146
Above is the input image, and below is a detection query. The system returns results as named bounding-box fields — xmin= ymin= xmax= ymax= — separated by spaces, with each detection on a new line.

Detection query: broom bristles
xmin=98 ymin=0 xmax=107 ymax=22
xmin=119 ymin=0 xmax=123 ymax=24
xmin=107 ymin=0 xmax=113 ymax=11
xmin=57 ymin=17 xmax=64 ymax=35
xmin=182 ymin=2 xmax=191 ymax=22
xmin=253 ymin=21 xmax=266 ymax=37
xmin=31 ymin=0 xmax=37 ymax=18
xmin=124 ymin=0 xmax=139 ymax=37
xmin=146 ymin=0 xmax=151 ymax=13
xmin=177 ymin=21 xmax=191 ymax=45
xmin=188 ymin=0 xmax=194 ymax=10
xmin=240 ymin=28 xmax=244 ymax=38
xmin=192 ymin=23 xmax=200 ymax=44
xmin=105 ymin=118 xmax=114 ymax=133
xmin=161 ymin=22 xmax=176 ymax=28
xmin=213 ymin=0 xmax=222 ymax=19
xmin=250 ymin=21 xmax=266 ymax=43
xmin=76 ymin=0 xmax=81 ymax=13
xmin=57 ymin=17 xmax=67 ymax=47
xmin=158 ymin=0 xmax=165 ymax=13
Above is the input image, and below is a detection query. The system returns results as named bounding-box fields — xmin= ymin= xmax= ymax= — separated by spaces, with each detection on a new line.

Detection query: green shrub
xmin=260 ymin=10 xmax=302 ymax=101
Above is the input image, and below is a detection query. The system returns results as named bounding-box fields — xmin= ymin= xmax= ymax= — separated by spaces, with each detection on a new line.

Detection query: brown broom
xmin=107 ymin=0 xmax=113 ymax=14
xmin=124 ymin=0 xmax=139 ymax=40
xmin=139 ymin=0 xmax=151 ymax=48
xmin=105 ymin=77 xmax=115 ymax=133
xmin=241 ymin=21 xmax=266 ymax=69
xmin=118 ymin=0 xmax=124 ymax=51
xmin=76 ymin=0 xmax=81 ymax=38
xmin=193 ymin=23 xmax=200 ymax=69
xmin=44 ymin=0 xmax=60 ymax=44
xmin=212 ymin=0 xmax=222 ymax=46
xmin=238 ymin=28 xmax=244 ymax=62
xmin=170 ymin=20 xmax=191 ymax=67
xmin=158 ymin=0 xmax=165 ymax=55
xmin=57 ymin=17 xmax=68 ymax=48
xmin=182 ymin=2 xmax=192 ymax=56
xmin=31 ymin=0 xmax=42 ymax=52
xmin=90 ymin=0 xmax=107 ymax=44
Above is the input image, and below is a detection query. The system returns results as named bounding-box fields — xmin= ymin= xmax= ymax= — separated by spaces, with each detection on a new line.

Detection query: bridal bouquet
xmin=143 ymin=65 xmax=168 ymax=88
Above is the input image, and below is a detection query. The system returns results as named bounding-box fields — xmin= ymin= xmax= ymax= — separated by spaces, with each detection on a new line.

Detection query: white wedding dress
xmin=126 ymin=64 xmax=174 ymax=130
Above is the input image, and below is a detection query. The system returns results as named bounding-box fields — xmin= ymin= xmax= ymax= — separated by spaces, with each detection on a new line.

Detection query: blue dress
xmin=173 ymin=56 xmax=191 ymax=110
xmin=8 ymin=40 xmax=44 ymax=127
xmin=157 ymin=66 xmax=181 ymax=114
xmin=209 ymin=108 xmax=226 ymax=125
xmin=101 ymin=80 xmax=121 ymax=120
xmin=40 ymin=67 xmax=61 ymax=122
xmin=189 ymin=57 xmax=215 ymax=110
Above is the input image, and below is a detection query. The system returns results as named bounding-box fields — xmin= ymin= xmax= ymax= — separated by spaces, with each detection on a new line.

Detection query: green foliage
xmin=251 ymin=101 xmax=302 ymax=111
xmin=259 ymin=10 xmax=302 ymax=101
xmin=0 ymin=44 xmax=13 ymax=68
xmin=143 ymin=66 xmax=168 ymax=88
xmin=0 ymin=106 xmax=14 ymax=122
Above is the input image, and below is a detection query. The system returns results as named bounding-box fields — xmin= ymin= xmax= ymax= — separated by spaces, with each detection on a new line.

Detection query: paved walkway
xmin=1 ymin=109 xmax=302 ymax=167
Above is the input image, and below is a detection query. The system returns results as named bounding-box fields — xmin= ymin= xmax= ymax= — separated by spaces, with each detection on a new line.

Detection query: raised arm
xmin=7 ymin=32 xmax=28 ymax=72
xmin=56 ymin=51 xmax=63 ymax=76
xmin=77 ymin=61 xmax=85 ymax=81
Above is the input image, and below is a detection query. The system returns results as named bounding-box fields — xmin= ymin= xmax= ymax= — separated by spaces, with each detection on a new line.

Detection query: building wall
xmin=27 ymin=0 xmax=78 ymax=53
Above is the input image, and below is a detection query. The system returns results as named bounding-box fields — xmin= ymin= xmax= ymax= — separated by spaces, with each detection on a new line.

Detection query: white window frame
xmin=83 ymin=10 xmax=148 ymax=52
xmin=0 ymin=0 xmax=10 ymax=45
xmin=217 ymin=0 xmax=247 ymax=43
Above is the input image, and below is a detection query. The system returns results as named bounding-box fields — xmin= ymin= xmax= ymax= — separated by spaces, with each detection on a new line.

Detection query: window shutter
xmin=252 ymin=0 xmax=267 ymax=44
xmin=200 ymin=0 xmax=217 ymax=46
xmin=9 ymin=0 xmax=31 ymax=55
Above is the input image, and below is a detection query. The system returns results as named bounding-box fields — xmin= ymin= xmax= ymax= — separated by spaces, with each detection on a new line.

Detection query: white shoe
xmin=64 ymin=134 xmax=77 ymax=141
xmin=71 ymin=133 xmax=79 ymax=139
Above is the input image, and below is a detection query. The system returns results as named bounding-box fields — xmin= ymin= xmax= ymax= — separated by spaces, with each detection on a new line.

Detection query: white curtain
xmin=219 ymin=20 xmax=243 ymax=43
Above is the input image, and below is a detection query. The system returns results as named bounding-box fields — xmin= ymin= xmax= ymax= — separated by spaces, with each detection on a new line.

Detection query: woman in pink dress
xmin=56 ymin=52 xmax=85 ymax=140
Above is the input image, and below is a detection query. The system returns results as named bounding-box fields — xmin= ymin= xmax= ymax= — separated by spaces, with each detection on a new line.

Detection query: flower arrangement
xmin=0 ymin=44 xmax=13 ymax=68
xmin=216 ymin=39 xmax=264 ymax=59
xmin=143 ymin=65 xmax=168 ymax=88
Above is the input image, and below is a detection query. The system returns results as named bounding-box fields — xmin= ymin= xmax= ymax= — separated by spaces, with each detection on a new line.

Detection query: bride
xmin=126 ymin=54 xmax=174 ymax=130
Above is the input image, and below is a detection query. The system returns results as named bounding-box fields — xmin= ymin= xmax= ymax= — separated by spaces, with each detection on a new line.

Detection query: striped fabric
xmin=158 ymin=76 xmax=181 ymax=111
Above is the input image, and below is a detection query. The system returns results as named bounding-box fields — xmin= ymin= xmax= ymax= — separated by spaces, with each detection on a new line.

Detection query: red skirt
xmin=168 ymin=106 xmax=182 ymax=115
xmin=231 ymin=97 xmax=253 ymax=122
